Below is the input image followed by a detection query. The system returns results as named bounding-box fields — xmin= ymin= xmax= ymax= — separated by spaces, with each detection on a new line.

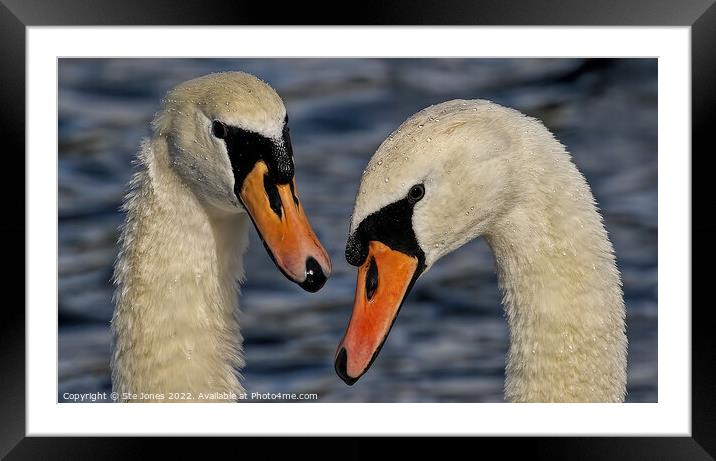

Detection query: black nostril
xmin=335 ymin=348 xmax=357 ymax=385
xmin=263 ymin=174 xmax=283 ymax=219
xmin=365 ymin=257 xmax=378 ymax=300
xmin=288 ymin=181 xmax=299 ymax=206
xmin=299 ymin=257 xmax=327 ymax=293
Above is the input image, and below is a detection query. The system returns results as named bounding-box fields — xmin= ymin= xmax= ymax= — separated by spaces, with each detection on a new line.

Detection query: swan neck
xmin=111 ymin=137 xmax=248 ymax=401
xmin=485 ymin=161 xmax=627 ymax=402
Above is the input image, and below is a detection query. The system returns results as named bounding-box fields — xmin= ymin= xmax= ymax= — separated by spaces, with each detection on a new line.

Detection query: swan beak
xmin=335 ymin=240 xmax=418 ymax=384
xmin=239 ymin=160 xmax=332 ymax=292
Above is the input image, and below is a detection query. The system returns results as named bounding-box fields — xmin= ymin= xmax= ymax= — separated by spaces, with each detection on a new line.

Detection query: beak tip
xmin=335 ymin=347 xmax=359 ymax=386
xmin=298 ymin=256 xmax=328 ymax=292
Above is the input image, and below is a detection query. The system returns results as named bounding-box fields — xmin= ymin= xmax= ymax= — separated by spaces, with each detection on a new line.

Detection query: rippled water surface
xmin=58 ymin=58 xmax=657 ymax=402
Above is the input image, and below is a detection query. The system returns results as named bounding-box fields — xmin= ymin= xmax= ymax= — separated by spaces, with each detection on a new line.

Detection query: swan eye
xmin=212 ymin=120 xmax=228 ymax=139
xmin=408 ymin=184 xmax=425 ymax=203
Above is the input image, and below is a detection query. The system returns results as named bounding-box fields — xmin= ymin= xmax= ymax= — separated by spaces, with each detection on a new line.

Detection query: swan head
xmin=154 ymin=72 xmax=331 ymax=292
xmin=336 ymin=99 xmax=525 ymax=384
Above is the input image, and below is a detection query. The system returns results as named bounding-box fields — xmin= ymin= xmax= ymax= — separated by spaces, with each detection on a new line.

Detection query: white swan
xmin=111 ymin=72 xmax=331 ymax=402
xmin=335 ymin=100 xmax=627 ymax=402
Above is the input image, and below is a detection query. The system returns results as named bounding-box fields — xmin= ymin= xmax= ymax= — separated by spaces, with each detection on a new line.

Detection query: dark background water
xmin=58 ymin=58 xmax=657 ymax=402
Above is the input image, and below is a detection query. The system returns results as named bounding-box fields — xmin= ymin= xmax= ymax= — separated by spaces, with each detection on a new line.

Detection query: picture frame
xmin=3 ymin=0 xmax=712 ymax=457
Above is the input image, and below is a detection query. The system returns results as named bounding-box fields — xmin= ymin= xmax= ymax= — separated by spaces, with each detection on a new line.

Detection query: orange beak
xmin=239 ymin=160 xmax=331 ymax=292
xmin=335 ymin=240 xmax=419 ymax=384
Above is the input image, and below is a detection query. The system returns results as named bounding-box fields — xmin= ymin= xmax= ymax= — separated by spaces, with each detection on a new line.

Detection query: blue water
xmin=58 ymin=58 xmax=657 ymax=402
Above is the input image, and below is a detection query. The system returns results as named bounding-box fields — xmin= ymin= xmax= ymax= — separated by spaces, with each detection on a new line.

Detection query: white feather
xmin=111 ymin=72 xmax=286 ymax=402
xmin=352 ymin=99 xmax=627 ymax=402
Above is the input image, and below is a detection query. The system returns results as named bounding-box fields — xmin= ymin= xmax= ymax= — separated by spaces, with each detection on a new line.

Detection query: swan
xmin=335 ymin=100 xmax=627 ymax=402
xmin=110 ymin=72 xmax=331 ymax=402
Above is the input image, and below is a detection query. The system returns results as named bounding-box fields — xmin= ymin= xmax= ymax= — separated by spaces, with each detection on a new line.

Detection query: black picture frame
xmin=2 ymin=0 xmax=712 ymax=458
